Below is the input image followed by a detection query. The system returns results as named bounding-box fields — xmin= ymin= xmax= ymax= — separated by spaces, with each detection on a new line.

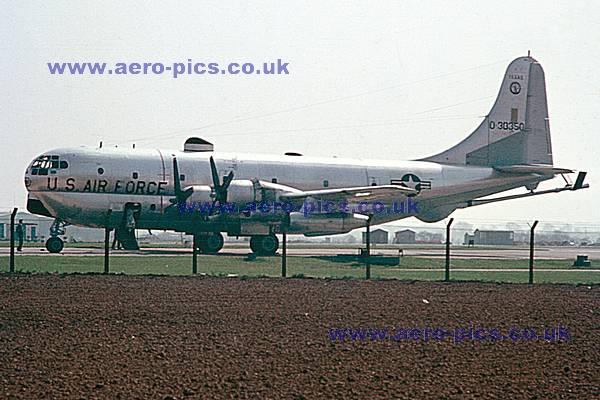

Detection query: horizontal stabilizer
xmin=494 ymin=164 xmax=573 ymax=175
xmin=573 ymin=171 xmax=587 ymax=190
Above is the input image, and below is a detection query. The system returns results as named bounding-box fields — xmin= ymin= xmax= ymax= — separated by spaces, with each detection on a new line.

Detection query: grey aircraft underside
xmin=24 ymin=56 xmax=588 ymax=255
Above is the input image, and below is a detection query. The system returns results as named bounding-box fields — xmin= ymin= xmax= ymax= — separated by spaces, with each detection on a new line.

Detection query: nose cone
xmin=24 ymin=154 xmax=56 ymax=217
xmin=24 ymin=174 xmax=32 ymax=191
xmin=24 ymin=155 xmax=43 ymax=192
xmin=24 ymin=157 xmax=37 ymax=192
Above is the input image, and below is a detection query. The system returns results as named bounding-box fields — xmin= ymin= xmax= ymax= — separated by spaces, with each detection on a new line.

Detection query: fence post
xmin=281 ymin=231 xmax=287 ymax=278
xmin=445 ymin=218 xmax=454 ymax=282
xmin=192 ymin=234 xmax=198 ymax=275
xmin=365 ymin=215 xmax=372 ymax=280
xmin=281 ymin=212 xmax=290 ymax=278
xmin=529 ymin=220 xmax=539 ymax=284
xmin=10 ymin=208 xmax=18 ymax=273
xmin=103 ymin=210 xmax=112 ymax=274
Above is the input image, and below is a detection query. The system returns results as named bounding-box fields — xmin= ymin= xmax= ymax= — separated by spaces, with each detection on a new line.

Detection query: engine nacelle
xmin=226 ymin=180 xmax=257 ymax=204
xmin=186 ymin=180 xmax=258 ymax=206
xmin=288 ymin=212 xmax=369 ymax=235
xmin=187 ymin=185 xmax=213 ymax=203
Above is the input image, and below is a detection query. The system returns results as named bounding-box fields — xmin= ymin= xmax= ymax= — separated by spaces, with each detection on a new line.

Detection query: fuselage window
xmin=272 ymin=178 xmax=278 ymax=183
xmin=133 ymin=172 xmax=139 ymax=179
xmin=98 ymin=167 xmax=104 ymax=175
xmin=180 ymin=174 xmax=185 ymax=182
xmin=59 ymin=161 xmax=68 ymax=169
xmin=323 ymin=179 xmax=329 ymax=188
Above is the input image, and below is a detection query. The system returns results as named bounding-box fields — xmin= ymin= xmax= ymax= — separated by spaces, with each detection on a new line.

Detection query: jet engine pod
xmin=415 ymin=205 xmax=456 ymax=222
xmin=288 ymin=212 xmax=369 ymax=235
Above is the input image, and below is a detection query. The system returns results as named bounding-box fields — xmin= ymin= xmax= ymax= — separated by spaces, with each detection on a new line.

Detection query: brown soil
xmin=0 ymin=274 xmax=598 ymax=399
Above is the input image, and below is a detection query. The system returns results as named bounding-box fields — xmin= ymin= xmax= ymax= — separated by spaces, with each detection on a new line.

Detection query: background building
xmin=393 ymin=229 xmax=416 ymax=244
xmin=362 ymin=228 xmax=388 ymax=244
xmin=464 ymin=229 xmax=514 ymax=246
xmin=415 ymin=231 xmax=443 ymax=244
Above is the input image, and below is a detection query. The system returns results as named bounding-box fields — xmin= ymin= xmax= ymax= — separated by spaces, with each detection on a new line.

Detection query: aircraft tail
xmin=420 ymin=56 xmax=553 ymax=167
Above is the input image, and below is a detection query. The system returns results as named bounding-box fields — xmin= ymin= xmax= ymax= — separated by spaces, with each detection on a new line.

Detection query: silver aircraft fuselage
xmin=24 ymin=145 xmax=547 ymax=235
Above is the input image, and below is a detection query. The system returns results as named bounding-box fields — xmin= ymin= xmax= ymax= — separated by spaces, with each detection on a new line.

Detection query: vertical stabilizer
xmin=421 ymin=56 xmax=553 ymax=167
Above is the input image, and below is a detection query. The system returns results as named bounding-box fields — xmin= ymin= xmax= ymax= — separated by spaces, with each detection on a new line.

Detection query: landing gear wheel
xmin=199 ymin=232 xmax=224 ymax=254
xmin=46 ymin=237 xmax=64 ymax=253
xmin=250 ymin=234 xmax=279 ymax=256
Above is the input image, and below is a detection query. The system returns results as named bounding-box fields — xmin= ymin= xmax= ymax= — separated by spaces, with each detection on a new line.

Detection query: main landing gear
xmin=197 ymin=232 xmax=224 ymax=254
xmin=250 ymin=234 xmax=279 ymax=256
xmin=45 ymin=219 xmax=67 ymax=253
xmin=194 ymin=233 xmax=279 ymax=255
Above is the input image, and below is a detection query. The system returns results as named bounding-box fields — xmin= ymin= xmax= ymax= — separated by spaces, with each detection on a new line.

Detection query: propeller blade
xmin=166 ymin=156 xmax=193 ymax=210
xmin=214 ymin=170 xmax=234 ymax=203
xmin=172 ymin=157 xmax=182 ymax=196
xmin=209 ymin=156 xmax=221 ymax=191
xmin=182 ymin=186 xmax=193 ymax=199
xmin=209 ymin=156 xmax=235 ymax=204
xmin=222 ymin=171 xmax=234 ymax=191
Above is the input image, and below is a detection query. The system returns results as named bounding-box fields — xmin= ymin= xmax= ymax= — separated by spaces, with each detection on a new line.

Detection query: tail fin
xmin=421 ymin=56 xmax=553 ymax=167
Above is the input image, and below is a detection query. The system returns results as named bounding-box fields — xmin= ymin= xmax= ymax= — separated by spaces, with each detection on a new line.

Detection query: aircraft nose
xmin=24 ymin=154 xmax=52 ymax=191
xmin=25 ymin=152 xmax=72 ymax=191
xmin=24 ymin=175 xmax=32 ymax=190
xmin=24 ymin=157 xmax=36 ymax=191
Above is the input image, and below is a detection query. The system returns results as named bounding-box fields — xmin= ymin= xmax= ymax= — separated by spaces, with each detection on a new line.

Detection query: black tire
xmin=250 ymin=234 xmax=279 ymax=256
xmin=46 ymin=237 xmax=64 ymax=253
xmin=199 ymin=232 xmax=224 ymax=254
xmin=249 ymin=236 xmax=261 ymax=253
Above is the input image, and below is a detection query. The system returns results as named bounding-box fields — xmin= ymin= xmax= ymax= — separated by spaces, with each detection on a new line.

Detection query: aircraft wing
xmin=279 ymin=185 xmax=417 ymax=203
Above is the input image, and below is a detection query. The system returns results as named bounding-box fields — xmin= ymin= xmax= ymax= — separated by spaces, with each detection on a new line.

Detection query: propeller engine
xmin=209 ymin=156 xmax=234 ymax=204
xmin=167 ymin=155 xmax=298 ymax=216
xmin=167 ymin=156 xmax=193 ymax=209
xmin=168 ymin=155 xmax=248 ymax=213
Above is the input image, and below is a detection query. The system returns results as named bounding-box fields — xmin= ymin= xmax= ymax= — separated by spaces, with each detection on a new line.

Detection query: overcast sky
xmin=3 ymin=0 xmax=599 ymax=231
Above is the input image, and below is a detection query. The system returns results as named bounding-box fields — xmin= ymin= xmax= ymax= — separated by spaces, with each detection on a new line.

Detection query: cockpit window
xmin=31 ymin=155 xmax=68 ymax=175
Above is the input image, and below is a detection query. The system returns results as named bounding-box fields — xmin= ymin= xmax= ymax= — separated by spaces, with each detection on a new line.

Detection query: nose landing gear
xmin=45 ymin=219 xmax=68 ymax=253
xmin=45 ymin=237 xmax=64 ymax=253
